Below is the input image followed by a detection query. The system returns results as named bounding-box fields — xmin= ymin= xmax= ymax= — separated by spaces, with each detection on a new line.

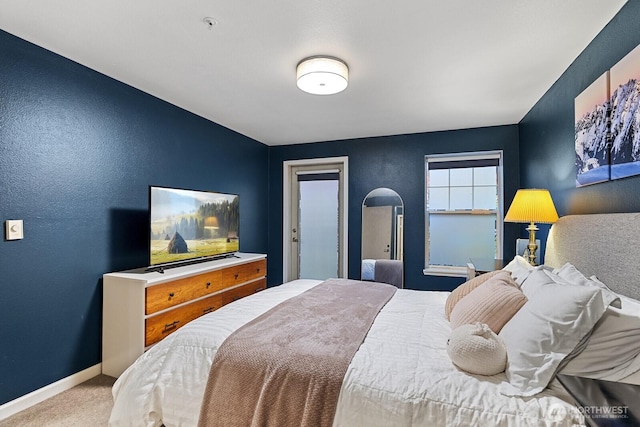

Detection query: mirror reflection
xmin=361 ymin=188 xmax=404 ymax=288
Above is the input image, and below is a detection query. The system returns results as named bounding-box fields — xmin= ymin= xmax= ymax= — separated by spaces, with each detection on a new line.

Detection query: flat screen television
xmin=149 ymin=186 xmax=239 ymax=268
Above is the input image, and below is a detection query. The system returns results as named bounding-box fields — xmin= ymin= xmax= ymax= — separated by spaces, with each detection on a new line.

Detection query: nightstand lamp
xmin=504 ymin=189 xmax=559 ymax=266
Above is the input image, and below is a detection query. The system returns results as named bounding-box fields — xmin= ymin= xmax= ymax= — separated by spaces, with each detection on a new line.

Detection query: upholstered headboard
xmin=544 ymin=212 xmax=640 ymax=301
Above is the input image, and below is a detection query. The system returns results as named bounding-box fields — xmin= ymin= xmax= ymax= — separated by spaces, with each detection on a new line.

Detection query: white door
xmin=361 ymin=205 xmax=392 ymax=260
xmin=283 ymin=158 xmax=348 ymax=282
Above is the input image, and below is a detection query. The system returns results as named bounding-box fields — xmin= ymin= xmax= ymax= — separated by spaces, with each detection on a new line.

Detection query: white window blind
xmin=424 ymin=151 xmax=503 ymax=277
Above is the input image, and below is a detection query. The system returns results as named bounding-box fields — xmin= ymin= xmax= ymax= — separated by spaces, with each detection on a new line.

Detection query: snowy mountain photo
xmin=609 ymin=41 xmax=640 ymax=180
xmin=574 ymin=43 xmax=640 ymax=186
xmin=574 ymin=72 xmax=610 ymax=187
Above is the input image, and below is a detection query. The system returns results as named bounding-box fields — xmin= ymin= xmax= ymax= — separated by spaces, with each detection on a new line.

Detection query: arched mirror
xmin=361 ymin=188 xmax=404 ymax=288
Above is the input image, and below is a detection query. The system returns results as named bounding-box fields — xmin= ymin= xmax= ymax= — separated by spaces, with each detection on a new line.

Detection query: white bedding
xmin=109 ymin=279 xmax=584 ymax=427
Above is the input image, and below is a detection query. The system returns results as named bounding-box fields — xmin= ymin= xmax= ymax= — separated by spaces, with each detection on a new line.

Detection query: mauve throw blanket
xmin=197 ymin=278 xmax=397 ymax=427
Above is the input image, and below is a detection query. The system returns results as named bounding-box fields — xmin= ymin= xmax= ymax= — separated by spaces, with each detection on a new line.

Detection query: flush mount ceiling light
xmin=296 ymin=56 xmax=349 ymax=95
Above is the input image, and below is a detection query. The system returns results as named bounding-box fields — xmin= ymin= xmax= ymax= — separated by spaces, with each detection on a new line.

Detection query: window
xmin=424 ymin=151 xmax=503 ymax=277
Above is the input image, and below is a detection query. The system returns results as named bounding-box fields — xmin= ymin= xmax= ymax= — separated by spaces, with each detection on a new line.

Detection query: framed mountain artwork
xmin=575 ymin=72 xmax=611 ymax=187
xmin=609 ymin=43 xmax=640 ymax=181
xmin=575 ymin=43 xmax=640 ymax=187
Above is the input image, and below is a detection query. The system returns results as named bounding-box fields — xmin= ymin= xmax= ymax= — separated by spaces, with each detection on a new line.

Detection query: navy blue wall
xmin=0 ymin=30 xmax=268 ymax=405
xmin=519 ymin=0 xmax=640 ymax=252
xmin=5 ymin=0 xmax=635 ymax=408
xmin=268 ymin=126 xmax=521 ymax=291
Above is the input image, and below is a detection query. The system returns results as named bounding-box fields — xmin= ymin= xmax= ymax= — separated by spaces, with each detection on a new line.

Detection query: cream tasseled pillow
xmin=445 ymin=270 xmax=511 ymax=320
xmin=449 ymin=273 xmax=527 ymax=334
xmin=447 ymin=322 xmax=507 ymax=376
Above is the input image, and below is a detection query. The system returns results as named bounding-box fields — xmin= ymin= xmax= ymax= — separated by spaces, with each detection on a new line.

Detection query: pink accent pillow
xmin=450 ymin=274 xmax=527 ymax=334
xmin=445 ymin=270 xmax=510 ymax=320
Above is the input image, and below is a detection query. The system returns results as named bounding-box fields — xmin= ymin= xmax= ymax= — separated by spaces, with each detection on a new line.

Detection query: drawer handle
xmin=203 ymin=307 xmax=215 ymax=314
xmin=256 ymin=268 xmax=260 ymax=273
xmin=168 ymin=292 xmax=175 ymax=299
xmin=234 ymin=273 xmax=239 ymax=280
xmin=164 ymin=320 xmax=180 ymax=331
xmin=206 ymin=282 xmax=211 ymax=288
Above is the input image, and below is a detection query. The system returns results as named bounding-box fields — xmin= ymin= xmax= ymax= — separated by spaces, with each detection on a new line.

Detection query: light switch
xmin=6 ymin=220 xmax=24 ymax=240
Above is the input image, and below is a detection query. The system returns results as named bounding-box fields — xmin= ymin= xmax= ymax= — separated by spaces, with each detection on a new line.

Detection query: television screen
xmin=149 ymin=186 xmax=239 ymax=267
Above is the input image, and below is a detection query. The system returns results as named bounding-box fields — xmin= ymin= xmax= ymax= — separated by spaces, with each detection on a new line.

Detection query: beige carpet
xmin=0 ymin=375 xmax=116 ymax=427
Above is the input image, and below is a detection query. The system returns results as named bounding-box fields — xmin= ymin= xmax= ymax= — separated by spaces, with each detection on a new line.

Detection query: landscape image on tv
xmin=149 ymin=186 xmax=239 ymax=267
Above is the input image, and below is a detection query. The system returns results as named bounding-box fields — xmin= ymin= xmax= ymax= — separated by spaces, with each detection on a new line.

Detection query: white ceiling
xmin=0 ymin=1 xmax=627 ymax=146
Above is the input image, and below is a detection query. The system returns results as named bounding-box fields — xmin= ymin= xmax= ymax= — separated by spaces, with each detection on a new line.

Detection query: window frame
xmin=423 ymin=150 xmax=504 ymax=277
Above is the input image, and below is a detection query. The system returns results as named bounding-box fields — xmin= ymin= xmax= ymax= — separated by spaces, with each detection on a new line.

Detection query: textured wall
xmin=4 ymin=0 xmax=636 ymax=407
xmin=268 ymin=126 xmax=521 ymax=292
xmin=0 ymin=30 xmax=268 ymax=405
xmin=519 ymin=0 xmax=640 ymax=252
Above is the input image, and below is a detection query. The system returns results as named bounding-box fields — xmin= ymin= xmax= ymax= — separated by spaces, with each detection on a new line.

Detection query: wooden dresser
xmin=102 ymin=252 xmax=266 ymax=377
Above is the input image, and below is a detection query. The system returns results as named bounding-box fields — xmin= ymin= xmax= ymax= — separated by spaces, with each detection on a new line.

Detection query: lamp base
xmin=525 ymin=222 xmax=539 ymax=266
xmin=517 ymin=238 xmax=540 ymax=261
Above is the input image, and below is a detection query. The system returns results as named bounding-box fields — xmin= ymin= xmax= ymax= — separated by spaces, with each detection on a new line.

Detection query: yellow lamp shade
xmin=505 ymin=189 xmax=558 ymax=224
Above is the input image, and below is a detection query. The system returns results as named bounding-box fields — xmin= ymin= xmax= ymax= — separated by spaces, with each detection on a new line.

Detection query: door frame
xmin=283 ymin=156 xmax=349 ymax=282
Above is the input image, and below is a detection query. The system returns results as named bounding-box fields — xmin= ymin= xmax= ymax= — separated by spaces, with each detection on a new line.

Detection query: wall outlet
xmin=6 ymin=220 xmax=24 ymax=240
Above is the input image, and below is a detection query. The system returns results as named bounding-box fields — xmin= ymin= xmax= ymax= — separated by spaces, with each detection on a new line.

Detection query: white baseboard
xmin=0 ymin=363 xmax=102 ymax=421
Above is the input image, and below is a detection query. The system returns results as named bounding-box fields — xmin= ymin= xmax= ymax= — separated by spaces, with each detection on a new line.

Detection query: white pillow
xmin=552 ymin=263 xmax=621 ymax=308
xmin=560 ymin=293 xmax=640 ymax=381
xmin=499 ymin=268 xmax=618 ymax=396
xmin=447 ymin=323 xmax=507 ymax=376
xmin=501 ymin=255 xmax=533 ymax=286
xmin=519 ymin=266 xmax=570 ymax=300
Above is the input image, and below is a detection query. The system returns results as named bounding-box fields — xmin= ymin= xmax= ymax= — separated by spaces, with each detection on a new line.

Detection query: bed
xmin=108 ymin=213 xmax=640 ymax=427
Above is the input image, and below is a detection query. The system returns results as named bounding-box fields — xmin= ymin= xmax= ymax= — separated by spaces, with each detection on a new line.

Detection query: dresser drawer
xmin=146 ymin=270 xmax=224 ymax=314
xmin=221 ymin=278 xmax=266 ymax=306
xmin=145 ymin=293 xmax=223 ymax=346
xmin=221 ymin=259 xmax=267 ymax=288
